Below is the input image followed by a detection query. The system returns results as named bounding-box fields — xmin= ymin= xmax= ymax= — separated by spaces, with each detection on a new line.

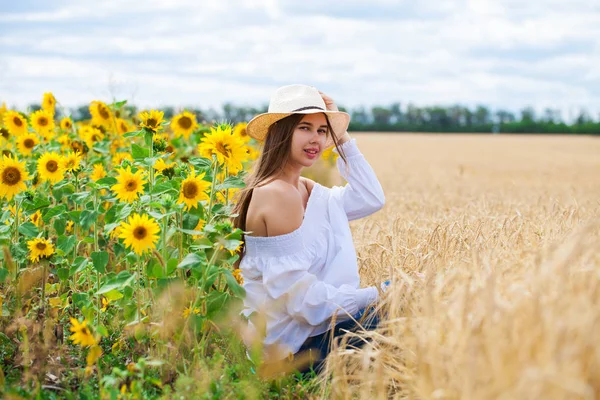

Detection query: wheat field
xmin=317 ymin=133 xmax=600 ymax=399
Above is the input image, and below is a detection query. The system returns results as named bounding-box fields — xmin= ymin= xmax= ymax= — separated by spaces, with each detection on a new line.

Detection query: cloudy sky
xmin=1 ymin=0 xmax=599 ymax=120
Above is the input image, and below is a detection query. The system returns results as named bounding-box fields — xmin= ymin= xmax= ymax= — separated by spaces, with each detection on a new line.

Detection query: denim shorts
xmin=294 ymin=303 xmax=382 ymax=376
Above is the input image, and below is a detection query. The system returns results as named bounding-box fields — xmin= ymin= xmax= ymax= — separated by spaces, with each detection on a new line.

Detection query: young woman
xmin=233 ymin=84 xmax=388 ymax=375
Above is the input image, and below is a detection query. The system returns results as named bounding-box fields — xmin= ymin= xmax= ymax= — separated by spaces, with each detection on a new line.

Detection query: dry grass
xmin=319 ymin=134 xmax=600 ymax=399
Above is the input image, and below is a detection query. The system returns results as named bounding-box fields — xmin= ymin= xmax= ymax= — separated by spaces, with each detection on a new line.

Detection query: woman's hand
xmin=318 ymin=91 xmax=339 ymax=112
xmin=319 ymin=90 xmax=350 ymax=143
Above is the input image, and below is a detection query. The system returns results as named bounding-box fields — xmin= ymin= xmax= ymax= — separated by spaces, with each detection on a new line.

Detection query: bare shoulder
xmin=299 ymin=176 xmax=316 ymax=194
xmin=252 ymin=180 xmax=303 ymax=237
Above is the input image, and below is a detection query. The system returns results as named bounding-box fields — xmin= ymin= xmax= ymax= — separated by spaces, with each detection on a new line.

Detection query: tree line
xmin=43 ymin=102 xmax=600 ymax=135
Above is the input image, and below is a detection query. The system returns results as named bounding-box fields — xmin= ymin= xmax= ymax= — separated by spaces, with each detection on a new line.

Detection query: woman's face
xmin=289 ymin=113 xmax=328 ymax=168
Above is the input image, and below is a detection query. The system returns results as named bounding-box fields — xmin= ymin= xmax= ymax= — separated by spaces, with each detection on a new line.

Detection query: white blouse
xmin=240 ymin=138 xmax=385 ymax=361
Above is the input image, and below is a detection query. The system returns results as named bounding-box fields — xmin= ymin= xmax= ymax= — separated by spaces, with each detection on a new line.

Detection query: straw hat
xmin=246 ymin=84 xmax=350 ymax=149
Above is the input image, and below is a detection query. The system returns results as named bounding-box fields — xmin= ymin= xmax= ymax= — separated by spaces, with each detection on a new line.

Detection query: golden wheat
xmin=319 ymin=133 xmax=600 ymax=400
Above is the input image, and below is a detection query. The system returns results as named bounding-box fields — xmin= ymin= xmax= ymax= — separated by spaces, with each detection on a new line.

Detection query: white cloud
xmin=0 ymin=0 xmax=598 ymax=120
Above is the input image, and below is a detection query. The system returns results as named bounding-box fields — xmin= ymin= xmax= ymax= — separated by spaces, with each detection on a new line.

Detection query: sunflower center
xmin=66 ymin=159 xmax=75 ymax=168
xmin=99 ymin=106 xmax=110 ymax=120
xmin=36 ymin=242 xmax=47 ymax=250
xmin=125 ymin=180 xmax=137 ymax=191
xmin=39 ymin=117 xmax=48 ymax=126
xmin=13 ymin=117 xmax=23 ymax=127
xmin=215 ymin=142 xmax=231 ymax=158
xmin=24 ymin=139 xmax=35 ymax=149
xmin=46 ymin=160 xmax=58 ymax=173
xmin=120 ymin=122 xmax=127 ymax=132
xmin=92 ymin=134 xmax=100 ymax=142
xmin=0 ymin=128 xmax=9 ymax=139
xmin=178 ymin=116 xmax=192 ymax=129
xmin=183 ymin=181 xmax=199 ymax=199
xmin=2 ymin=166 xmax=21 ymax=185
xmin=134 ymin=226 xmax=147 ymax=239
xmin=65 ymin=121 xmax=72 ymax=129
xmin=81 ymin=327 xmax=91 ymax=335
xmin=146 ymin=118 xmax=158 ymax=128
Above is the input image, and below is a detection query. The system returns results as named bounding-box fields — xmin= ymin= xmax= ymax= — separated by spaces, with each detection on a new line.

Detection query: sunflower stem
xmin=137 ymin=255 xmax=142 ymax=322
xmin=40 ymin=259 xmax=48 ymax=313
xmin=207 ymin=160 xmax=219 ymax=221
xmin=149 ymin=132 xmax=154 ymax=203
xmin=225 ymin=165 xmax=229 ymax=207
xmin=13 ymin=198 xmax=22 ymax=277
xmin=94 ymin=190 xmax=100 ymax=327
xmin=162 ymin=215 xmax=168 ymax=277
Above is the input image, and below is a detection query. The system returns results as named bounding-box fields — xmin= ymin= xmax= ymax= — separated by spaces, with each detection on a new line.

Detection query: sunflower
xmin=115 ymin=118 xmax=130 ymax=135
xmin=118 ymin=213 xmax=160 ymax=255
xmin=15 ymin=133 xmax=40 ymax=156
xmin=1 ymin=127 xmax=9 ymax=141
xmin=69 ymin=318 xmax=97 ymax=347
xmin=111 ymin=166 xmax=147 ymax=203
xmin=27 ymin=237 xmax=55 ymax=262
xmin=171 ymin=111 xmax=198 ymax=139
xmin=321 ymin=146 xmax=339 ymax=165
xmin=245 ymin=145 xmax=260 ymax=161
xmin=3 ymin=111 xmax=28 ymax=136
xmin=232 ymin=268 xmax=244 ymax=285
xmin=62 ymin=151 xmax=82 ymax=173
xmin=71 ymin=140 xmax=87 ymax=155
xmin=60 ymin=117 xmax=73 ymax=131
xmin=197 ymin=125 xmax=249 ymax=174
xmin=30 ymin=109 xmax=55 ymax=139
xmin=42 ymin=92 xmax=56 ymax=115
xmin=233 ymin=122 xmax=250 ymax=143
xmin=30 ymin=210 xmax=42 ymax=227
xmin=177 ymin=167 xmax=211 ymax=211
xmin=89 ymin=101 xmax=113 ymax=129
xmin=90 ymin=164 xmax=107 ymax=182
xmin=66 ymin=220 xmax=74 ymax=234
xmin=110 ymin=136 xmax=126 ymax=154
xmin=112 ymin=152 xmax=133 ymax=167
xmin=80 ymin=126 xmax=105 ymax=149
xmin=153 ymin=158 xmax=176 ymax=175
xmin=192 ymin=218 xmax=205 ymax=240
xmin=183 ymin=306 xmax=200 ymax=318
xmin=0 ymin=155 xmax=30 ymax=200
xmin=138 ymin=110 xmax=164 ymax=132
xmin=37 ymin=152 xmax=65 ymax=183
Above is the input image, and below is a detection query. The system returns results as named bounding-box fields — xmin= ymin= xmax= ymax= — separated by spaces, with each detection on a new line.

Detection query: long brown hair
xmin=232 ymin=113 xmax=348 ymax=264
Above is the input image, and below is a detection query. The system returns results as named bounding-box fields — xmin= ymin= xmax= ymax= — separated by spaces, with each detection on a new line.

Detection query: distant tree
xmin=389 ymin=102 xmax=402 ymax=124
xmin=495 ymin=110 xmax=516 ymax=124
xmin=371 ymin=106 xmax=393 ymax=125
xmin=520 ymin=107 xmax=536 ymax=123
xmin=161 ymin=106 xmax=175 ymax=119
xmin=473 ymin=105 xmax=491 ymax=125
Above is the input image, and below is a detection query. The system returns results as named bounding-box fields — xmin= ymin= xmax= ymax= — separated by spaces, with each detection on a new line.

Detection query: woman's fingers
xmin=318 ymin=91 xmax=338 ymax=111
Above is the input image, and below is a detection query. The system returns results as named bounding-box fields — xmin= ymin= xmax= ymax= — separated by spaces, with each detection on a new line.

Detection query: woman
xmin=233 ymin=84 xmax=388 ymax=375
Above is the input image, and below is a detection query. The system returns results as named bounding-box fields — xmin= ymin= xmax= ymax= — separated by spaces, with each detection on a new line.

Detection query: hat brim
xmin=246 ymin=110 xmax=350 ymax=149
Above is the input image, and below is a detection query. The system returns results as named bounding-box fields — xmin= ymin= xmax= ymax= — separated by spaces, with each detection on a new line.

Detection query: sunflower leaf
xmin=216 ymin=176 xmax=246 ymax=190
xmin=188 ymin=157 xmax=213 ymax=170
xmin=57 ymin=235 xmax=76 ymax=254
xmin=95 ymin=176 xmax=117 ymax=187
xmin=43 ymin=205 xmax=66 ymax=223
xmin=132 ymin=144 xmax=149 ymax=160
xmin=123 ymin=130 xmax=141 ymax=138
xmin=224 ymin=270 xmax=246 ymax=298
xmin=18 ymin=222 xmax=38 ymax=237
xmin=177 ymin=252 xmax=207 ymax=271
xmin=91 ymin=251 xmax=109 ymax=273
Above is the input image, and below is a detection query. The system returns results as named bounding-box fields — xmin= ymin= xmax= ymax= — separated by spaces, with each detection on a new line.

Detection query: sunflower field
xmin=0 ymin=94 xmax=333 ymax=398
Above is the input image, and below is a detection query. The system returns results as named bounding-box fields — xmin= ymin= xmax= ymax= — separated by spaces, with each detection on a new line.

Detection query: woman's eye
xmin=318 ymin=129 xmax=327 ymax=134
